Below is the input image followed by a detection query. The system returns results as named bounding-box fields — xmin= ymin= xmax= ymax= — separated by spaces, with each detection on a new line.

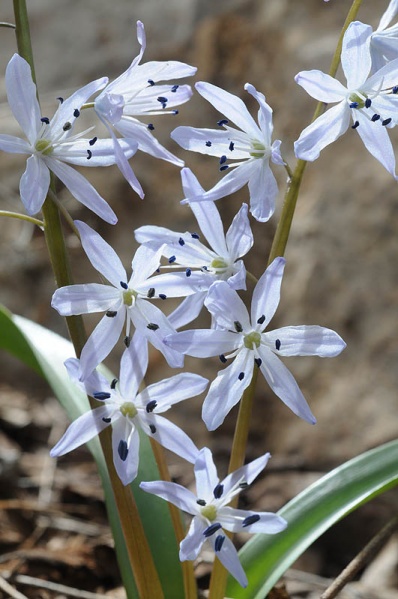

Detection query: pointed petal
xmin=50 ymin=406 xmax=112 ymax=456
xmin=244 ymin=83 xmax=273 ymax=141
xmin=75 ymin=221 xmax=127 ymax=287
xmin=168 ymin=293 xmax=206 ymax=329
xmin=139 ymin=480 xmax=198 ymax=514
xmin=180 ymin=517 xmax=207 ymax=561
xmin=257 ymin=346 xmax=316 ymax=424
xmin=226 ymin=203 xmax=253 ymax=261
xmin=64 ymin=357 xmax=111 ymax=398
xmin=341 ymin=21 xmax=372 ymax=88
xmin=202 ymin=349 xmax=254 ymax=431
xmin=263 ymin=325 xmax=346 ymax=357
xmin=187 ymin=204 xmax=228 ymax=258
xmin=20 ymin=155 xmax=50 ymax=214
xmin=79 ymin=311 xmax=125 ymax=379
xmin=222 ymin=453 xmax=271 ymax=496
xmin=205 ymin=281 xmax=251 ymax=331
xmin=355 ymin=112 xmax=397 ymax=178
xmin=378 ymin=0 xmax=398 ymax=30
xmin=118 ymin=340 xmax=148 ymax=399
xmin=58 ymin=137 xmax=138 ymax=167
xmin=147 ymin=414 xmax=199 ymax=463
xmin=185 ymin=160 xmax=251 ymax=204
xmin=219 ymin=507 xmax=287 ymax=534
xmin=51 ymin=283 xmax=121 ymax=315
xmin=164 ymin=329 xmax=239 ymax=358
xmin=194 ymin=447 xmax=219 ymax=498
xmin=143 ymin=373 xmax=208 ymax=410
xmin=6 ymin=54 xmax=41 ymax=144
xmin=247 ymin=159 xmax=277 ymax=222
xmin=145 ymin=271 xmax=210 ymax=297
xmin=130 ymin=244 xmax=163 ymax=286
xmin=112 ymin=418 xmax=140 ymax=485
xmin=47 ymin=159 xmax=117 ymax=224
xmin=251 ymin=257 xmax=285 ymax=329
xmin=209 ymin=533 xmax=248 ymax=588
xmin=294 ymin=101 xmax=350 ymax=161
xmin=116 ymin=118 xmax=184 ymax=166
xmin=0 ymin=134 xmax=31 ymax=154
xmin=294 ymin=70 xmax=347 ymax=103
xmin=171 ymin=126 xmax=239 ymax=158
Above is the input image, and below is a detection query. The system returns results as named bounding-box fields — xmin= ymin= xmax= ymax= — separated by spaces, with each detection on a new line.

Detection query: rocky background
xmin=0 ymin=1 xmax=397 ymax=597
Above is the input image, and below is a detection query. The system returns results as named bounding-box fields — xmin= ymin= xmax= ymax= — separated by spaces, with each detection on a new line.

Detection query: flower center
xmin=243 ymin=331 xmax=261 ymax=349
xmin=120 ymin=401 xmax=138 ymax=418
xmin=123 ymin=289 xmax=137 ymax=307
xmin=35 ymin=138 xmax=54 ymax=155
xmin=348 ymin=92 xmax=367 ymax=109
xmin=250 ymin=140 xmax=267 ymax=159
xmin=210 ymin=257 xmax=228 ymax=274
xmin=201 ymin=504 xmax=217 ymax=521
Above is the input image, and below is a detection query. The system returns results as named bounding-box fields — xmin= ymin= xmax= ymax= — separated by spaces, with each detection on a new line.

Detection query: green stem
xmin=12 ymin=2 xmax=163 ymax=596
xmin=209 ymin=2 xmax=364 ymax=597
xmin=0 ymin=22 xmax=16 ymax=29
xmin=0 ymin=210 xmax=43 ymax=228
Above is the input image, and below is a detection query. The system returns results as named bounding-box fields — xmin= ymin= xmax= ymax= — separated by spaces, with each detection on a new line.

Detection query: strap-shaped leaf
xmin=227 ymin=438 xmax=398 ymax=598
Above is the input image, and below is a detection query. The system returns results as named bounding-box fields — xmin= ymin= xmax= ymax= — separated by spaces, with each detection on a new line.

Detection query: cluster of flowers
xmin=2 ymin=4 xmax=398 ymax=586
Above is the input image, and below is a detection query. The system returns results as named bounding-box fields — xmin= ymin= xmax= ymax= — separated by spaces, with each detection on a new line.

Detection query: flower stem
xmin=0 ymin=210 xmax=43 ymax=228
xmin=12 ymin=2 xmax=163 ymax=596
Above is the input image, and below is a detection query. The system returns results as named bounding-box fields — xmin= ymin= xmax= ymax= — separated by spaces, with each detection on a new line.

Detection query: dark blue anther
xmin=351 ymin=121 xmax=360 ymax=129
xmin=229 ymin=141 xmax=235 ymax=151
xmin=168 ymin=255 xmax=176 ymax=264
xmin=147 ymin=287 xmax=155 ymax=298
xmin=147 ymin=323 xmax=159 ymax=330
xmin=94 ymin=392 xmax=111 ymax=400
xmin=148 ymin=79 xmax=155 ymax=86
xmin=205 ymin=141 xmax=212 ymax=147
xmin=220 ymin=165 xmax=229 ymax=172
xmin=254 ymin=358 xmax=262 ymax=367
xmin=118 ymin=440 xmax=128 ymax=461
xmin=111 ymin=378 xmax=118 ymax=389
xmin=275 ymin=339 xmax=281 ymax=350
xmin=41 ymin=117 xmax=50 ymax=124
xmin=393 ymin=86 xmax=398 ymax=94
xmin=120 ymin=281 xmax=128 ymax=289
xmin=106 ymin=310 xmax=117 ymax=317
xmin=239 ymin=481 xmax=248 ymax=489
xmin=219 ymin=354 xmax=227 ymax=363
xmin=214 ymin=535 xmax=225 ymax=552
xmin=159 ymin=293 xmax=167 ymax=300
xmin=102 ymin=417 xmax=112 ymax=423
xmin=196 ymin=499 xmax=206 ymax=506
xmin=86 ymin=149 xmax=92 ymax=160
xmin=191 ymin=232 xmax=200 ymax=239
xmin=186 ymin=268 xmax=192 ymax=277
xmin=217 ymin=119 xmax=229 ymax=126
xmin=171 ymin=85 xmax=179 ymax=92
xmin=257 ymin=314 xmax=265 ymax=325
xmin=178 ymin=237 xmax=185 ymax=246
xmin=124 ymin=336 xmax=131 ymax=348
xmin=157 ymin=96 xmax=168 ymax=104
xmin=73 ymin=108 xmax=80 ymax=118
xmin=89 ymin=136 xmax=97 ymax=146
xmin=146 ymin=400 xmax=157 ymax=413
xmin=203 ymin=523 xmax=222 ymax=537
xmin=242 ymin=514 xmax=260 ymax=527
xmin=63 ymin=122 xmax=72 ymax=131
xmin=238 ymin=372 xmax=245 ymax=381
xmin=213 ymin=483 xmax=224 ymax=499
xmin=382 ymin=118 xmax=392 ymax=126
xmin=349 ymin=102 xmax=359 ymax=108
xmin=234 ymin=321 xmax=243 ymax=333
xmin=149 ymin=424 xmax=157 ymax=434
xmin=56 ymin=97 xmax=64 ymax=104
xmin=365 ymin=98 xmax=372 ymax=108
xmin=172 ymin=110 xmax=179 ymax=115
xmin=219 ymin=155 xmax=227 ymax=165
xmin=371 ymin=113 xmax=380 ymax=122
xmin=147 ymin=123 xmax=155 ymax=130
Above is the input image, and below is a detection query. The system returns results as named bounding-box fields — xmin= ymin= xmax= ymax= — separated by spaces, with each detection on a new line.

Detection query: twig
xmin=0 ymin=574 xmax=29 ymax=599
xmin=320 ymin=514 xmax=398 ymax=599
xmin=14 ymin=574 xmax=123 ymax=599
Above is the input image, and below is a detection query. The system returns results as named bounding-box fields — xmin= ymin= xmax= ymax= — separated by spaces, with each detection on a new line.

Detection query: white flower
xmin=294 ymin=21 xmax=398 ymax=178
xmin=134 ymin=167 xmax=253 ymax=328
xmin=171 ymin=82 xmax=283 ymax=222
xmin=50 ymin=345 xmax=207 ymax=485
xmin=370 ymin=1 xmax=398 ymax=71
xmin=165 ymin=257 xmax=346 ymax=430
xmin=0 ymin=54 xmax=137 ymax=224
xmin=140 ymin=447 xmax=287 ymax=587
xmin=94 ymin=20 xmax=197 ymax=197
xmin=51 ymin=220 xmax=197 ymax=378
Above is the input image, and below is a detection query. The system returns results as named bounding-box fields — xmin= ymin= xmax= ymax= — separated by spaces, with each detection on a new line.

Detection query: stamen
xmin=157 ymin=96 xmax=168 ymax=109
xmin=73 ymin=108 xmax=80 ymax=118
xmin=238 ymin=372 xmax=245 ymax=381
xmin=242 ymin=514 xmax=260 ymax=527
xmin=219 ymin=354 xmax=227 ymax=363
xmin=229 ymin=141 xmax=235 ymax=151
xmin=257 ymin=314 xmax=265 ymax=325
xmin=213 ymin=483 xmax=224 ymax=499
xmin=41 ymin=117 xmax=50 ymax=124
xmin=147 ymin=287 xmax=155 ymax=298
xmin=120 ymin=281 xmax=128 ymax=289
xmin=196 ymin=499 xmax=206 ymax=506
xmin=124 ymin=336 xmax=131 ymax=348
xmin=214 ymin=535 xmax=225 ymax=552
xmin=393 ymin=86 xmax=398 ymax=94
xmin=86 ymin=149 xmax=92 ymax=160
xmin=205 ymin=141 xmax=212 ymax=147
xmin=89 ymin=136 xmax=97 ymax=146
xmin=146 ymin=400 xmax=157 ymax=413
xmin=168 ymin=255 xmax=176 ymax=264
xmin=254 ymin=357 xmax=262 ymax=367
xmin=118 ymin=440 xmax=128 ymax=461
xmin=111 ymin=378 xmax=118 ymax=389
xmin=217 ymin=119 xmax=228 ymax=127
xmin=172 ymin=110 xmax=179 ymax=115
xmin=275 ymin=339 xmax=281 ymax=350
xmin=56 ymin=97 xmax=64 ymax=104
xmin=365 ymin=98 xmax=372 ymax=108
xmin=148 ymin=124 xmax=155 ymax=130
xmin=171 ymin=85 xmax=179 ymax=92
xmin=219 ymin=155 xmax=227 ymax=165
xmin=191 ymin=232 xmax=200 ymax=239
xmin=371 ymin=114 xmax=380 ymax=122
xmin=148 ymin=79 xmax=155 ymax=86
xmin=351 ymin=121 xmax=360 ymax=129
xmin=349 ymin=102 xmax=359 ymax=108
xmin=147 ymin=323 xmax=159 ymax=330
xmin=185 ymin=268 xmax=192 ymax=277
xmin=63 ymin=122 xmax=72 ymax=131
xmin=159 ymin=294 xmax=167 ymax=300
xmin=219 ymin=165 xmax=229 ymax=172
xmin=239 ymin=481 xmax=248 ymax=489
xmin=106 ymin=310 xmax=117 ymax=317
xmin=234 ymin=321 xmax=243 ymax=333
xmin=203 ymin=523 xmax=222 ymax=537
xmin=382 ymin=118 xmax=392 ymax=126
xmin=149 ymin=424 xmax=156 ymax=434
xmin=102 ymin=417 xmax=112 ymax=423
xmin=178 ymin=237 xmax=185 ymax=246
xmin=94 ymin=392 xmax=111 ymax=400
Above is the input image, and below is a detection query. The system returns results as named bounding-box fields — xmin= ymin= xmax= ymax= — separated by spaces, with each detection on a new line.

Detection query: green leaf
xmin=226 ymin=439 xmax=398 ymax=598
xmin=0 ymin=306 xmax=185 ymax=599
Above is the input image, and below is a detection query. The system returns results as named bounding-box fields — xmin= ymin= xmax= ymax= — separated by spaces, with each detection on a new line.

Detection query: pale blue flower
xmin=140 ymin=447 xmax=287 ymax=587
xmin=370 ymin=1 xmax=398 ymax=71
xmin=171 ymin=82 xmax=283 ymax=222
xmin=294 ymin=21 xmax=398 ymax=178
xmin=0 ymin=54 xmax=137 ymax=224
xmin=94 ymin=20 xmax=196 ymax=197
xmin=165 ymin=257 xmax=346 ymax=430
xmin=51 ymin=344 xmax=207 ymax=485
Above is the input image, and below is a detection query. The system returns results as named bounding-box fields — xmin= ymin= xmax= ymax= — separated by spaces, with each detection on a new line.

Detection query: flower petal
xmin=263 ymin=325 xmax=346 ymax=357
xmin=167 ymin=293 xmax=207 ymax=329
xmin=341 ymin=21 xmax=372 ymax=88
xmin=205 ymin=281 xmax=251 ymax=331
xmin=247 ymin=159 xmax=277 ymax=222
xmin=209 ymin=532 xmax=248 ymax=588
xmin=147 ymin=414 xmax=199 ymax=463
xmin=5 ymin=54 xmax=41 ymax=144
xmin=20 ymin=155 xmax=50 ymax=214
xmin=118 ymin=339 xmax=148 ymax=399
xmin=219 ymin=506 xmax=287 ymax=534
xmin=180 ymin=517 xmax=207 ymax=561
xmin=142 ymin=372 xmax=208 ymax=410
xmin=355 ymin=111 xmax=397 ymax=178
xmin=294 ymin=70 xmax=347 ymax=103
xmin=222 ymin=452 xmax=271 ymax=496
xmin=251 ymin=257 xmax=285 ymax=329
xmin=225 ymin=203 xmax=253 ymax=261
xmin=116 ymin=118 xmax=184 ymax=166
xmin=194 ymin=447 xmax=219 ymax=498
xmin=164 ymin=329 xmax=240 ymax=358
xmin=112 ymin=418 xmax=140 ymax=485
xmin=50 ymin=405 xmax=112 ymax=457
xmin=0 ymin=134 xmax=31 ymax=154
xmin=79 ymin=310 xmax=125 ymax=379
xmin=139 ymin=480 xmax=198 ymax=514
xmin=51 ymin=283 xmax=122 ymax=315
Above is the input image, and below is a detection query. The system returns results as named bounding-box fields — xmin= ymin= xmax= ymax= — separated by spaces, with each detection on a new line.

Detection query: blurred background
xmin=0 ymin=1 xmax=397 ymax=597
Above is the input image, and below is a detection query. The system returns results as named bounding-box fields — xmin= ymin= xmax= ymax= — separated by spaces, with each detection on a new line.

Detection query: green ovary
xmin=120 ymin=402 xmax=138 ymax=418
xmin=348 ymin=93 xmax=366 ymax=108
xmin=244 ymin=331 xmax=261 ymax=349
xmin=211 ymin=257 xmax=228 ymax=272
xmin=123 ymin=289 xmax=137 ymax=306
xmin=201 ymin=504 xmax=217 ymax=521
xmin=250 ymin=140 xmax=266 ymax=159
xmin=35 ymin=139 xmax=53 ymax=155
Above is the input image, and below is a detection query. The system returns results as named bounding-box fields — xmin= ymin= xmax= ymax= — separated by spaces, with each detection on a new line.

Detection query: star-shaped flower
xmin=294 ymin=21 xmax=398 ymax=178
xmin=134 ymin=167 xmax=253 ymax=328
xmin=94 ymin=20 xmax=196 ymax=197
xmin=370 ymin=1 xmax=398 ymax=71
xmin=165 ymin=257 xmax=346 ymax=430
xmin=50 ymin=344 xmax=207 ymax=485
xmin=51 ymin=220 xmax=198 ymax=378
xmin=140 ymin=447 xmax=287 ymax=587
xmin=0 ymin=54 xmax=138 ymax=224
xmin=171 ymin=82 xmax=284 ymax=222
